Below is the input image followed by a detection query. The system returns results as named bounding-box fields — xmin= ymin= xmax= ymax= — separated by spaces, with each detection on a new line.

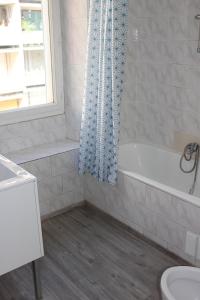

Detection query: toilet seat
xmin=161 ymin=266 xmax=200 ymax=300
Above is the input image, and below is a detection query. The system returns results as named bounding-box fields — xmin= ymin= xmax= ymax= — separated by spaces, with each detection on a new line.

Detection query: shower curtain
xmin=79 ymin=0 xmax=128 ymax=184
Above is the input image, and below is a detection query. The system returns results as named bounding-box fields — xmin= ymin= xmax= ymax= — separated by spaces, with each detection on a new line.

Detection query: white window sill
xmin=6 ymin=139 xmax=79 ymax=165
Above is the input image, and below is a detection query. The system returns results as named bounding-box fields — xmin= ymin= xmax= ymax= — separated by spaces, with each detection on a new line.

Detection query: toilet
xmin=161 ymin=266 xmax=200 ymax=300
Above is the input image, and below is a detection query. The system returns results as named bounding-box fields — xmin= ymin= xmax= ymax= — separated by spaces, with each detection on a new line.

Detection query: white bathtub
xmin=119 ymin=143 xmax=200 ymax=207
xmin=85 ymin=142 xmax=200 ymax=263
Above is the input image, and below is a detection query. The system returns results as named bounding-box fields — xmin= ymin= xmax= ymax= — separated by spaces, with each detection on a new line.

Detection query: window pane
xmin=24 ymin=50 xmax=45 ymax=86
xmin=0 ymin=0 xmax=53 ymax=112
xmin=21 ymin=8 xmax=42 ymax=32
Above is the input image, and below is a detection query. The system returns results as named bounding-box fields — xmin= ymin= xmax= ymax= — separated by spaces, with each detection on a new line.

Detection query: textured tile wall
xmin=84 ymin=172 xmax=200 ymax=265
xmin=0 ymin=115 xmax=67 ymax=155
xmin=20 ymin=149 xmax=84 ymax=217
xmin=60 ymin=0 xmax=88 ymax=141
xmin=120 ymin=0 xmax=200 ymax=148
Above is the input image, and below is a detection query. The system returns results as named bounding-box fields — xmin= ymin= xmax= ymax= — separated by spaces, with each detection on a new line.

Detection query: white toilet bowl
xmin=161 ymin=266 xmax=200 ymax=300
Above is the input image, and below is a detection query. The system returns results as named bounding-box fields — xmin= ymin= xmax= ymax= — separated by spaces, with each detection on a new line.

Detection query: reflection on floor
xmin=0 ymin=204 xmax=187 ymax=300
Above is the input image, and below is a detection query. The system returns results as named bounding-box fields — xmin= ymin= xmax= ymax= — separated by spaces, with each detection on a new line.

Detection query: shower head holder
xmin=195 ymin=14 xmax=200 ymax=53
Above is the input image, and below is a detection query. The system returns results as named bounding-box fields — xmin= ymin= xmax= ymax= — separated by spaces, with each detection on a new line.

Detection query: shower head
xmin=195 ymin=14 xmax=200 ymax=20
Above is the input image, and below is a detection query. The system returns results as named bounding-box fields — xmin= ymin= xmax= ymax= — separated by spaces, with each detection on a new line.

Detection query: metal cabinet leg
xmin=32 ymin=260 xmax=42 ymax=300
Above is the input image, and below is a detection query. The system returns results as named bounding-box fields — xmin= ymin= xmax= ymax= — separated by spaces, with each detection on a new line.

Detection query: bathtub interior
xmin=119 ymin=143 xmax=200 ymax=198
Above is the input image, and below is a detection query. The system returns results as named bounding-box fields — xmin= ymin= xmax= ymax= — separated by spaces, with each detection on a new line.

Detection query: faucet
xmin=180 ymin=143 xmax=200 ymax=195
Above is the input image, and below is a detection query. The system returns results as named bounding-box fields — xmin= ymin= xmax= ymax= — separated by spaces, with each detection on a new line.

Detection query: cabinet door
xmin=0 ymin=181 xmax=43 ymax=276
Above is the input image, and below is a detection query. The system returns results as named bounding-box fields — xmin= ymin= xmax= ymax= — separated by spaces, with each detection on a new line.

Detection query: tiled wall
xmin=84 ymin=172 xmax=200 ymax=265
xmin=120 ymin=0 xmax=200 ymax=148
xmin=0 ymin=115 xmax=67 ymax=155
xmin=60 ymin=0 xmax=88 ymax=141
xmin=20 ymin=149 xmax=84 ymax=217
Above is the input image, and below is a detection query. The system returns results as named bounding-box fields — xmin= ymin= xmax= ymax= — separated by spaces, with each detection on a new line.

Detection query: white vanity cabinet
xmin=0 ymin=154 xmax=44 ymax=277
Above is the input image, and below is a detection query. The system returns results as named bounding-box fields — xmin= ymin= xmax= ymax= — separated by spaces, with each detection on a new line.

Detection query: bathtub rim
xmin=119 ymin=141 xmax=189 ymax=158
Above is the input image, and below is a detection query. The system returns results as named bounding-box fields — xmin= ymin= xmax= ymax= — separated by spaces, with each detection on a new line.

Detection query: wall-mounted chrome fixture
xmin=195 ymin=14 xmax=200 ymax=53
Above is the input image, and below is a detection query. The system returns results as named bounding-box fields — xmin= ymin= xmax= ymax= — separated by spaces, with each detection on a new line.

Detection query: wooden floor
xmin=0 ymin=205 xmax=186 ymax=300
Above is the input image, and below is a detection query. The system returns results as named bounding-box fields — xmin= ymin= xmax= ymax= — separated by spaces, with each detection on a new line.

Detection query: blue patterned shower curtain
xmin=79 ymin=0 xmax=128 ymax=184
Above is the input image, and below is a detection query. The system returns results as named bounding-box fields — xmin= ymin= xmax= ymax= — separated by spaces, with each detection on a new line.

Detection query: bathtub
xmin=119 ymin=143 xmax=200 ymax=207
xmin=85 ymin=143 xmax=200 ymax=264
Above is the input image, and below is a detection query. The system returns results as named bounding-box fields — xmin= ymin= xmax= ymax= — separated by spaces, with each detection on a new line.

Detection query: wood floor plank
xmin=0 ymin=205 xmax=187 ymax=300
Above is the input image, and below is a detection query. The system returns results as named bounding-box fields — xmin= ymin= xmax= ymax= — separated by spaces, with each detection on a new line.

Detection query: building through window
xmin=0 ymin=0 xmax=53 ymax=112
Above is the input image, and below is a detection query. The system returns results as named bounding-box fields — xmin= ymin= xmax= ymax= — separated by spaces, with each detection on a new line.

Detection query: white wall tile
xmin=171 ymin=196 xmax=200 ymax=234
xmin=121 ymin=0 xmax=200 ymax=149
xmin=21 ymin=158 xmax=52 ymax=181
xmin=155 ymin=212 xmax=186 ymax=249
xmin=20 ymin=150 xmax=84 ymax=217
xmin=60 ymin=0 xmax=88 ymax=141
xmin=51 ymin=150 xmax=79 ymax=177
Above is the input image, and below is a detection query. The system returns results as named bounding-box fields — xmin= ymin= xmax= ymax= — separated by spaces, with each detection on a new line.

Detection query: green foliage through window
xmin=21 ymin=10 xmax=42 ymax=31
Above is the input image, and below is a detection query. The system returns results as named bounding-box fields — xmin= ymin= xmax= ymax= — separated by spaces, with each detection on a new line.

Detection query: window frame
xmin=0 ymin=0 xmax=64 ymax=126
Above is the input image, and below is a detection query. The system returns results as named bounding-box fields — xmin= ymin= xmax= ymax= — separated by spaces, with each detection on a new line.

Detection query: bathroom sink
xmin=0 ymin=163 xmax=15 ymax=181
xmin=0 ymin=154 xmax=33 ymax=186
xmin=0 ymin=154 xmax=44 ymax=276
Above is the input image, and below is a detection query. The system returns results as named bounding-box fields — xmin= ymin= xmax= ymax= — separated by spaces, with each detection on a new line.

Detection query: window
xmin=0 ymin=0 xmax=64 ymax=125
